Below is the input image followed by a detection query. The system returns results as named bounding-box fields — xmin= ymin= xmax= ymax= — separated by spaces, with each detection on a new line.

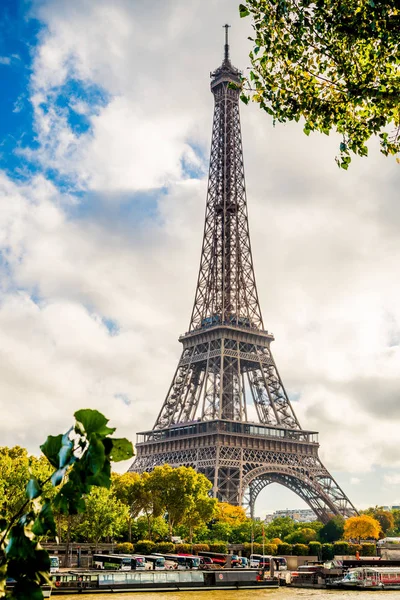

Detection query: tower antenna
xmin=223 ymin=23 xmax=230 ymax=61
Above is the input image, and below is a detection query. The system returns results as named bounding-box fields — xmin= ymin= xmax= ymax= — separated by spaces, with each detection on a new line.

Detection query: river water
xmin=65 ymin=590 xmax=400 ymax=599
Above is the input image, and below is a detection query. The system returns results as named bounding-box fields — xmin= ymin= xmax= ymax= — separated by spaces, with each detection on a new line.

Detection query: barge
xmin=51 ymin=569 xmax=279 ymax=594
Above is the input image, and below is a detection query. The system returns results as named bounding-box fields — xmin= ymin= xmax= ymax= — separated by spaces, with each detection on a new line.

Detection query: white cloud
xmin=0 ymin=0 xmax=399 ymax=515
xmin=384 ymin=474 xmax=400 ymax=486
xmin=350 ymin=478 xmax=361 ymax=485
xmin=0 ymin=57 xmax=11 ymax=65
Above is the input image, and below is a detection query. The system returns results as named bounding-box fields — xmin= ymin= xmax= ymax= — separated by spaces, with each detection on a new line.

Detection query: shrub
xmin=308 ymin=541 xmax=322 ymax=556
xmin=277 ymin=543 xmax=292 ymax=556
xmin=321 ymin=544 xmax=334 ymax=561
xmin=293 ymin=544 xmax=309 ymax=556
xmin=135 ymin=540 xmax=156 ymax=554
xmin=115 ymin=542 xmax=134 ymax=554
xmin=263 ymin=543 xmax=277 ymax=556
xmin=192 ymin=544 xmax=210 ymax=554
xmin=209 ymin=542 xmax=228 ymax=553
xmin=271 ymin=538 xmax=282 ymax=545
xmin=333 ymin=541 xmax=350 ymax=556
xmin=175 ymin=543 xmax=191 ymax=554
xmin=350 ymin=543 xmax=362 ymax=556
xmin=361 ymin=543 xmax=376 ymax=557
xmin=154 ymin=542 xmax=175 ymax=553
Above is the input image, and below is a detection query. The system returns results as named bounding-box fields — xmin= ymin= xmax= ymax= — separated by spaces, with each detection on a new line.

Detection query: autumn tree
xmin=344 ymin=515 xmax=381 ymax=541
xmin=239 ymin=0 xmax=400 ymax=168
xmin=215 ymin=502 xmax=247 ymax=525
xmin=363 ymin=507 xmax=395 ymax=534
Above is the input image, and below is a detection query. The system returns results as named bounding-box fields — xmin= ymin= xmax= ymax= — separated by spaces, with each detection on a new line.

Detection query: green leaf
xmin=240 ymin=94 xmax=249 ymax=105
xmin=51 ymin=467 xmax=67 ymax=487
xmin=86 ymin=437 xmax=106 ymax=475
xmin=58 ymin=430 xmax=74 ymax=468
xmin=40 ymin=434 xmax=63 ymax=468
xmin=32 ymin=501 xmax=56 ymax=537
xmin=74 ymin=409 xmax=109 ymax=435
xmin=26 ymin=478 xmax=41 ymax=500
xmin=239 ymin=3 xmax=250 ymax=18
xmin=10 ymin=580 xmax=44 ymax=600
xmin=109 ymin=438 xmax=134 ymax=462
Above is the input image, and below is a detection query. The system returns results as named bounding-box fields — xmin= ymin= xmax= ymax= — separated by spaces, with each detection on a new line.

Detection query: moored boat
xmin=51 ymin=568 xmax=279 ymax=594
xmin=331 ymin=566 xmax=400 ymax=590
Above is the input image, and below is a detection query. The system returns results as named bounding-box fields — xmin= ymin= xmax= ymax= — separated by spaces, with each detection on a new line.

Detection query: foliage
xmin=271 ymin=537 xmax=282 ymax=545
xmin=150 ymin=465 xmax=213 ymax=540
xmin=293 ymin=543 xmax=309 ymax=556
xmin=285 ymin=527 xmax=317 ymax=544
xmin=333 ymin=541 xmax=350 ymax=555
xmin=239 ymin=0 xmax=400 ymax=168
xmin=209 ymin=542 xmax=228 ymax=553
xmin=192 ymin=543 xmax=210 ymax=554
xmin=182 ymin=493 xmax=217 ymax=544
xmin=115 ymin=542 xmax=134 ymax=554
xmin=321 ymin=543 xmax=334 ymax=560
xmin=360 ymin=543 xmax=377 ymax=556
xmin=215 ymin=503 xmax=247 ymax=524
xmin=175 ymin=543 xmax=191 ymax=554
xmin=318 ymin=516 xmax=345 ymax=543
xmin=277 ymin=543 xmax=292 ymax=555
xmin=264 ymin=517 xmax=295 ymax=540
xmin=75 ymin=487 xmax=129 ymax=545
xmin=209 ymin=522 xmax=232 ymax=542
xmin=135 ymin=540 xmax=156 ymax=554
xmin=344 ymin=515 xmax=381 ymax=541
xmin=308 ymin=541 xmax=322 ymax=556
xmin=263 ymin=543 xmax=277 ymax=555
xmin=154 ymin=542 xmax=175 ymax=553
xmin=363 ymin=507 xmax=395 ymax=533
xmin=0 ymin=409 xmax=133 ymax=599
xmin=135 ymin=516 xmax=168 ymax=542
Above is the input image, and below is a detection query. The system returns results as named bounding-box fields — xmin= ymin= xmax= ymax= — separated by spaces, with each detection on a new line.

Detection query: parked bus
xmin=250 ymin=554 xmax=286 ymax=571
xmin=92 ymin=554 xmax=145 ymax=571
xmin=144 ymin=555 xmax=165 ymax=570
xmin=154 ymin=554 xmax=201 ymax=570
xmin=198 ymin=551 xmax=226 ymax=566
xmin=249 ymin=554 xmax=262 ymax=568
xmin=49 ymin=556 xmax=60 ymax=573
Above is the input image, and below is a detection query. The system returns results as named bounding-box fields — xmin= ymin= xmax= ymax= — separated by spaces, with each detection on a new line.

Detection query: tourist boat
xmin=50 ymin=568 xmax=279 ymax=594
xmin=334 ymin=566 xmax=400 ymax=590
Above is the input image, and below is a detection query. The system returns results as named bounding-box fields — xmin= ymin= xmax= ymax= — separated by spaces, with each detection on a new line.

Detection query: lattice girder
xmin=129 ymin=32 xmax=356 ymax=523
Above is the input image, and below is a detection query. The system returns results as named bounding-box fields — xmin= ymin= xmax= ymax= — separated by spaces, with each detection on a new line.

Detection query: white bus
xmin=93 ymin=554 xmax=145 ymax=570
xmin=144 ymin=555 xmax=166 ymax=570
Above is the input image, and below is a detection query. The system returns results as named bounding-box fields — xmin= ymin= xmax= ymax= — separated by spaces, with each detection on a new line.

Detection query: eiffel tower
xmin=130 ymin=26 xmax=356 ymax=522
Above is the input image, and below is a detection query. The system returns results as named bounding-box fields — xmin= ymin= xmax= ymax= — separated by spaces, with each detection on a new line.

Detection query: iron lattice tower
xmin=130 ymin=26 xmax=356 ymax=522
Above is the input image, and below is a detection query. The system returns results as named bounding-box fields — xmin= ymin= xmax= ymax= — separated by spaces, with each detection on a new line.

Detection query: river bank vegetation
xmin=2 ymin=443 xmax=400 ymax=562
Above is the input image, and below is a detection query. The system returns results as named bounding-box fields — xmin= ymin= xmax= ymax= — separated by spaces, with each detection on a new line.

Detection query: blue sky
xmin=0 ymin=0 xmax=399 ymax=517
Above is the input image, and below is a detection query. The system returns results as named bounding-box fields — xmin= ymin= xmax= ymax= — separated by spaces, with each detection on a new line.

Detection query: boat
xmin=331 ymin=566 xmax=400 ymax=590
xmin=50 ymin=568 xmax=279 ymax=594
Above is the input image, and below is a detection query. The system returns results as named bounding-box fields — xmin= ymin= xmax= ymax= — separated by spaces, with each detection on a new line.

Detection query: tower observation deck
xmin=129 ymin=26 xmax=356 ymax=522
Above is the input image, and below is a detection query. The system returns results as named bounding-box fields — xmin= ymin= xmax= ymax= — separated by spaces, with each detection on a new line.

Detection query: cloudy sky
xmin=1 ymin=0 xmax=399 ymax=517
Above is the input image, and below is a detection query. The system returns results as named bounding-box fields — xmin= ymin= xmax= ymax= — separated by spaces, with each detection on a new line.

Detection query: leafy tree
xmin=209 ymin=521 xmax=232 ymax=542
xmin=265 ymin=516 xmax=295 ymax=540
xmin=150 ymin=465 xmax=212 ymax=540
xmin=112 ymin=472 xmax=143 ymax=542
xmin=75 ymin=487 xmax=128 ymax=546
xmin=182 ymin=495 xmax=217 ymax=545
xmin=123 ymin=471 xmax=164 ymax=540
xmin=319 ymin=516 xmax=345 ymax=543
xmin=363 ymin=507 xmax=395 ymax=534
xmin=135 ymin=515 xmax=168 ymax=542
xmin=285 ymin=527 xmax=317 ymax=544
xmin=344 ymin=515 xmax=381 ymax=541
xmin=239 ymin=0 xmax=400 ymax=168
xmin=0 ymin=409 xmax=133 ymax=599
xmin=215 ymin=502 xmax=247 ymax=524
